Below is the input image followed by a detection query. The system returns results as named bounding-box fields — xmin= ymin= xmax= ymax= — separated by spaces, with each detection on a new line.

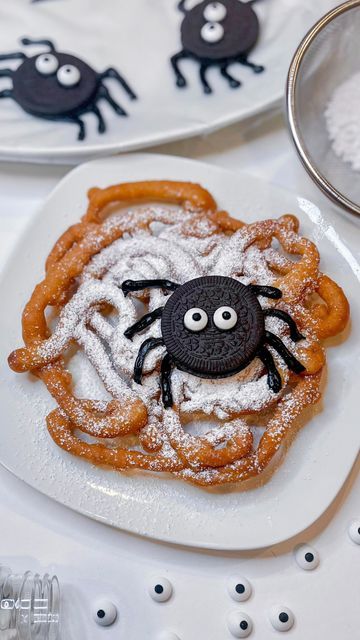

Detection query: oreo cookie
xmin=161 ymin=275 xmax=265 ymax=378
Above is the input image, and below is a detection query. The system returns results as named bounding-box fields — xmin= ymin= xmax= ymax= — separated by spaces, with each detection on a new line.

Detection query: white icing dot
xmin=227 ymin=576 xmax=252 ymax=602
xmin=93 ymin=599 xmax=117 ymax=626
xmin=213 ymin=306 xmax=237 ymax=330
xmin=294 ymin=544 xmax=319 ymax=570
xmin=184 ymin=307 xmax=208 ymax=332
xmin=201 ymin=22 xmax=224 ymax=44
xmin=203 ymin=2 xmax=227 ymax=22
xmin=157 ymin=633 xmax=181 ymax=640
xmin=35 ymin=53 xmax=58 ymax=75
xmin=269 ymin=606 xmax=294 ymax=632
xmin=348 ymin=520 xmax=360 ymax=545
xmin=149 ymin=577 xmax=173 ymax=602
xmin=227 ymin=611 xmax=253 ymax=638
xmin=57 ymin=64 xmax=81 ymax=87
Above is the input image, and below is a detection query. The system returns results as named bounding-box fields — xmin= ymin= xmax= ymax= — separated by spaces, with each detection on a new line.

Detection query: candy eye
xmin=213 ymin=306 xmax=237 ymax=330
xmin=294 ymin=544 xmax=319 ymax=570
xmin=200 ymin=22 xmax=224 ymax=44
xmin=269 ymin=606 xmax=295 ymax=632
xmin=348 ymin=520 xmax=360 ymax=544
xmin=92 ymin=599 xmax=117 ymax=626
xmin=203 ymin=2 xmax=227 ymax=22
xmin=184 ymin=308 xmax=208 ymax=332
xmin=148 ymin=577 xmax=173 ymax=602
xmin=227 ymin=576 xmax=252 ymax=602
xmin=227 ymin=611 xmax=253 ymax=638
xmin=57 ymin=64 xmax=81 ymax=87
xmin=35 ymin=53 xmax=59 ymax=75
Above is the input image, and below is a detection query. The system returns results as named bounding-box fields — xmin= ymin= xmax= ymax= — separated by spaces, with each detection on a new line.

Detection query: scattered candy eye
xmin=184 ymin=307 xmax=208 ymax=332
xmin=269 ymin=606 xmax=294 ymax=632
xmin=227 ymin=576 xmax=252 ymax=602
xmin=200 ymin=22 xmax=224 ymax=44
xmin=148 ymin=577 xmax=173 ymax=602
xmin=203 ymin=2 xmax=227 ymax=22
xmin=294 ymin=544 xmax=320 ymax=570
xmin=92 ymin=599 xmax=117 ymax=626
xmin=35 ymin=53 xmax=59 ymax=75
xmin=57 ymin=64 xmax=81 ymax=87
xmin=227 ymin=611 xmax=253 ymax=638
xmin=213 ymin=306 xmax=238 ymax=330
xmin=348 ymin=520 xmax=360 ymax=545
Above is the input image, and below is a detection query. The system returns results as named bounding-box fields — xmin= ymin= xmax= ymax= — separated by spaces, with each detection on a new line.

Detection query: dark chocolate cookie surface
xmin=161 ymin=275 xmax=265 ymax=378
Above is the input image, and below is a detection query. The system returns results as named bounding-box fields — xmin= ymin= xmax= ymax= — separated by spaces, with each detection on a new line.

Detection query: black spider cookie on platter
xmin=122 ymin=275 xmax=305 ymax=408
xmin=171 ymin=0 xmax=265 ymax=94
xmin=0 ymin=38 xmax=137 ymax=140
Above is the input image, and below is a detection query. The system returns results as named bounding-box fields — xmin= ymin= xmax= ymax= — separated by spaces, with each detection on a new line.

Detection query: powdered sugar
xmin=325 ymin=71 xmax=360 ymax=171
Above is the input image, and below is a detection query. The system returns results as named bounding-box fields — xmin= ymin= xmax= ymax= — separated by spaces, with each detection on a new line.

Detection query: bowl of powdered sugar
xmin=286 ymin=0 xmax=360 ymax=217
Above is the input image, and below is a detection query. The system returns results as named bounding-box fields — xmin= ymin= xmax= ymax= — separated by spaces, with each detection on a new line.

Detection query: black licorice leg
xmin=265 ymin=331 xmax=305 ymax=374
xmin=0 ymin=69 xmax=13 ymax=78
xmin=178 ymin=0 xmax=187 ymax=12
xmin=0 ymin=89 xmax=13 ymax=99
xmin=100 ymin=68 xmax=137 ymax=100
xmin=249 ymin=284 xmax=282 ymax=299
xmin=91 ymin=104 xmax=106 ymax=134
xmin=237 ymin=55 xmax=264 ymax=74
xmin=199 ymin=63 xmax=212 ymax=94
xmin=161 ymin=352 xmax=174 ymax=408
xmin=220 ymin=64 xmax=241 ymax=88
xmin=99 ymin=85 xmax=127 ymax=116
xmin=263 ymin=309 xmax=305 ymax=342
xmin=170 ymin=50 xmax=188 ymax=88
xmin=134 ymin=337 xmax=164 ymax=385
xmin=0 ymin=52 xmax=26 ymax=61
xmin=257 ymin=346 xmax=282 ymax=393
xmin=21 ymin=38 xmax=56 ymax=52
xmin=121 ymin=279 xmax=180 ymax=297
xmin=124 ymin=307 xmax=164 ymax=340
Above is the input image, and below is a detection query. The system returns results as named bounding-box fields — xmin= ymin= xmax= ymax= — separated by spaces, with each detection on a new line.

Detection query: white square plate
xmin=0 ymin=153 xmax=359 ymax=550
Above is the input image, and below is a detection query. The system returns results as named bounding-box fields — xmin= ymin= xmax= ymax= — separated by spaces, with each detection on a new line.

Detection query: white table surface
xmin=1 ymin=108 xmax=359 ymax=640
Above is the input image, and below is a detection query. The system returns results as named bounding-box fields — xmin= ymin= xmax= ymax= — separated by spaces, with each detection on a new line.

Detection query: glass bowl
xmin=286 ymin=0 xmax=360 ymax=217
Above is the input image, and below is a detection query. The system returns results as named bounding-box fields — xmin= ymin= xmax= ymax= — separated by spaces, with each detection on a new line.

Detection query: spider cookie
xmin=8 ymin=181 xmax=349 ymax=486
xmin=171 ymin=0 xmax=264 ymax=93
xmin=0 ymin=38 xmax=137 ymax=140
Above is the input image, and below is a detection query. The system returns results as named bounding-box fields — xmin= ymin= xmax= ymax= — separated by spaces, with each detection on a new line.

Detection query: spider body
xmin=0 ymin=38 xmax=137 ymax=140
xmin=122 ymin=275 xmax=306 ymax=408
xmin=171 ymin=0 xmax=264 ymax=94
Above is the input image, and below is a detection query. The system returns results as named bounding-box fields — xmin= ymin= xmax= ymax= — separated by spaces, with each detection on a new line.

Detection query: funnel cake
xmin=8 ymin=181 xmax=349 ymax=486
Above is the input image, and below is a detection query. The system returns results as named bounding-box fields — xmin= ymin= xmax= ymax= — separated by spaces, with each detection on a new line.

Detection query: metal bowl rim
xmin=286 ymin=0 xmax=360 ymax=217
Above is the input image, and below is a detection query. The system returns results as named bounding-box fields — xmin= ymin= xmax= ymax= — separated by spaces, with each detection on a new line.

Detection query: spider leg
xmin=200 ymin=63 xmax=212 ymax=94
xmin=99 ymin=67 xmax=137 ymax=100
xmin=178 ymin=0 xmax=188 ymax=13
xmin=21 ymin=37 xmax=56 ymax=52
xmin=98 ymin=85 xmax=127 ymax=116
xmin=257 ymin=346 xmax=282 ymax=393
xmin=220 ymin=64 xmax=241 ymax=88
xmin=0 ymin=89 xmax=14 ymax=99
xmin=170 ymin=50 xmax=189 ymax=88
xmin=237 ymin=54 xmax=264 ymax=74
xmin=68 ymin=116 xmax=86 ymax=141
xmin=0 ymin=52 xmax=26 ymax=62
xmin=91 ymin=104 xmax=106 ymax=134
xmin=0 ymin=69 xmax=14 ymax=77
xmin=263 ymin=309 xmax=305 ymax=342
xmin=121 ymin=279 xmax=180 ymax=297
xmin=249 ymin=284 xmax=282 ymax=299
xmin=124 ymin=307 xmax=164 ymax=340
xmin=134 ymin=337 xmax=164 ymax=385
xmin=161 ymin=352 xmax=174 ymax=408
xmin=265 ymin=331 xmax=305 ymax=374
